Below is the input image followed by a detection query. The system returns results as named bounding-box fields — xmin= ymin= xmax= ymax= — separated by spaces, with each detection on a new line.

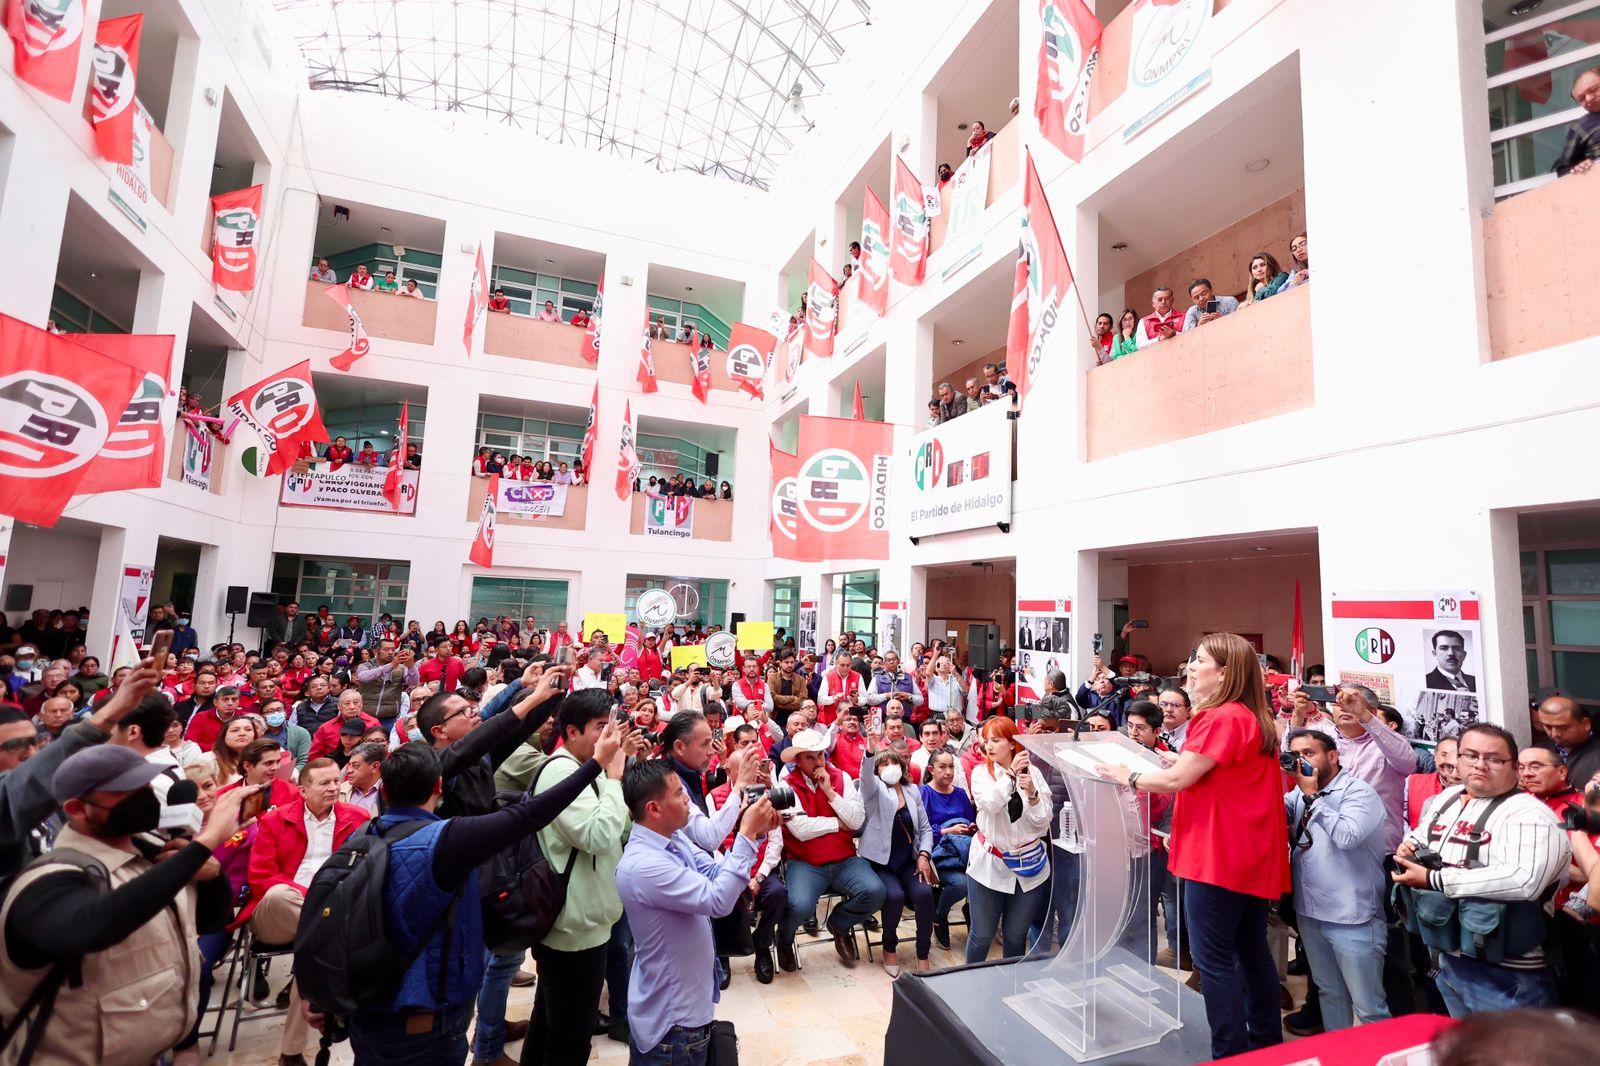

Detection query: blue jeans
xmin=1297 ymin=914 xmax=1390 ymax=1030
xmin=1185 ymin=880 xmax=1282 ymax=1059
xmin=350 ymin=1003 xmax=473 ymax=1065
xmin=472 ymin=947 xmax=526 ymax=1061
xmin=780 ymin=856 xmax=886 ymax=944
xmin=934 ymin=869 xmax=969 ymax=924
xmin=629 ymin=1022 xmax=711 ymax=1066
xmin=1028 ymin=849 xmax=1080 ymax=957
xmin=1163 ymin=870 xmax=1184 ymax=956
xmin=606 ymin=914 xmax=633 ymax=1020
xmin=1436 ymin=953 xmax=1557 ymax=1017
xmin=967 ymin=877 xmax=1048 ymax=964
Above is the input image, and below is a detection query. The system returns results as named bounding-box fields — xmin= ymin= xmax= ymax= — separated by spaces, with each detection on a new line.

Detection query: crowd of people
xmin=636 ymin=474 xmax=732 ymax=500
xmin=310 ymin=260 xmax=428 ymax=300
xmin=0 ymin=597 xmax=1596 ymax=1065
xmin=470 ymin=450 xmax=583 ymax=485
xmin=310 ymin=434 xmax=421 ymax=472
xmin=927 ymin=362 xmax=1016 ymax=426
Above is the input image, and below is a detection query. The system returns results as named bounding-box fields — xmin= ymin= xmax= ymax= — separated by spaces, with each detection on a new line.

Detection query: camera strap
xmin=1423 ymin=787 xmax=1511 ymax=866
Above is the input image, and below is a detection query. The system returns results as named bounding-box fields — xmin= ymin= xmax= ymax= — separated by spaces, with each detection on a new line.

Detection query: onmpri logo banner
xmin=902 ymin=399 xmax=1013 ymax=538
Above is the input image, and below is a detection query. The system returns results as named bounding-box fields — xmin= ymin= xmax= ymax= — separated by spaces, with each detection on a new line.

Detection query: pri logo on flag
xmin=912 ymin=439 xmax=945 ymax=492
xmin=250 ymin=374 xmax=318 ymax=438
xmin=806 ymin=282 xmax=837 ymax=343
xmin=1041 ymin=3 xmax=1096 ymax=138
xmin=799 ymin=448 xmax=870 ymax=532
xmin=727 ymin=343 xmax=765 ymax=382
xmin=860 ymin=220 xmax=890 ymax=289
xmin=101 ymin=372 xmax=165 ymax=460
xmin=893 ymin=190 xmax=927 ymax=262
xmin=90 ymin=39 xmax=134 ymax=124
xmin=15 ymin=0 xmax=82 ymax=58
xmin=213 ymin=206 xmax=259 ymax=276
xmin=0 ymin=371 xmax=112 ymax=478
xmin=770 ymin=475 xmax=799 ymax=542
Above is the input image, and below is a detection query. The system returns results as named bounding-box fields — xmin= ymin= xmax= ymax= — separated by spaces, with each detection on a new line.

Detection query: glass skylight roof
xmin=270 ymin=0 xmax=873 ymax=189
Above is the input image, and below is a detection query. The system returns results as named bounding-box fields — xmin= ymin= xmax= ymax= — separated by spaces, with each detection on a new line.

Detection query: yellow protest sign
xmin=671 ymin=644 xmax=708 ymax=669
xmin=736 ymin=621 xmax=774 ymax=651
xmin=582 ymin=612 xmax=627 ymax=643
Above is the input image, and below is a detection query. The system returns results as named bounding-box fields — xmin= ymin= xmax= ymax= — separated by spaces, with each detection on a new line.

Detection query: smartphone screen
xmin=148 ymin=629 xmax=174 ymax=667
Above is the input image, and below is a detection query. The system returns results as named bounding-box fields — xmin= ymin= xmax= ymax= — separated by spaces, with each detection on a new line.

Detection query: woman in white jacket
xmin=964 ymin=715 xmax=1053 ymax=963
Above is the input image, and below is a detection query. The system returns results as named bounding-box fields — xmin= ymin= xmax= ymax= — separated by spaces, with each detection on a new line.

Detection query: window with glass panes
xmin=1523 ymin=546 xmax=1600 ymax=710
xmin=469 ymin=577 xmax=570 ymax=628
xmin=50 ymin=285 xmax=127 ymax=333
xmin=321 ymin=401 xmax=427 ymax=463
xmin=325 ymin=245 xmax=443 ymax=298
xmin=636 ymin=434 xmax=719 ymax=485
xmin=289 ymin=557 xmax=410 ymax=628
xmin=772 ymin=578 xmax=800 ymax=640
xmin=1484 ymin=2 xmax=1600 ymax=198
xmin=475 ymin=413 xmax=585 ymax=467
xmin=835 ymin=571 xmax=879 ymax=643
xmin=625 ymin=575 xmax=728 ymax=628
xmin=487 ymin=267 xmax=599 ymax=321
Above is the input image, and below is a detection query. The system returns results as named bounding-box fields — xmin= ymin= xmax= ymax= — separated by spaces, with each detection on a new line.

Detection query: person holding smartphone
xmin=858 ymin=740 xmax=936 ymax=975
xmin=1183 ymin=278 xmax=1239 ymax=332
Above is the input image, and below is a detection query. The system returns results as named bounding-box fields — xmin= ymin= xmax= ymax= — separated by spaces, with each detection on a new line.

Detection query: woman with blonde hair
xmin=964 ymin=715 xmax=1053 ymax=963
xmin=1098 ymin=633 xmax=1290 ymax=1059
xmin=1244 ymin=251 xmax=1290 ymax=304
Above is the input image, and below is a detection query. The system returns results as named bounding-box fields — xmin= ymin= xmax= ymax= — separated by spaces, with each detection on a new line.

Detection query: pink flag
xmin=325 ymin=284 xmax=371 ymax=372
xmin=462 ymin=244 xmax=488 ymax=357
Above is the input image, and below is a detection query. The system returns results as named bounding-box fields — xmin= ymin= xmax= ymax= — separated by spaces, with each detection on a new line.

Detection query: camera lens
xmin=1278 ymin=751 xmax=1301 ymax=773
xmin=766 ymin=784 xmax=796 ymax=812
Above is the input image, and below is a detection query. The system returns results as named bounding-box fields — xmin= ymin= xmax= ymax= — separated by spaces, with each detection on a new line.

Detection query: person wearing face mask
xmin=169 ymin=614 xmax=199 ymax=656
xmin=0 ymin=745 xmax=259 ymax=1065
xmin=260 ymin=698 xmax=312 ymax=773
xmin=858 ymin=741 xmax=936 ymax=976
xmin=0 ymin=656 xmax=25 ymax=702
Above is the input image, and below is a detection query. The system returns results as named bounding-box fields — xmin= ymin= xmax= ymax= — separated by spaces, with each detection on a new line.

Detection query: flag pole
xmin=1027 ymin=147 xmax=1098 ymax=348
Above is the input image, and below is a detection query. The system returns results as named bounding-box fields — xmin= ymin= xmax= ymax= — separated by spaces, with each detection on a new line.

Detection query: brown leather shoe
xmin=831 ymin=926 xmax=858 ymax=967
xmin=510 ymin=969 xmax=537 ymax=988
xmin=503 ymin=1019 xmax=529 ymax=1042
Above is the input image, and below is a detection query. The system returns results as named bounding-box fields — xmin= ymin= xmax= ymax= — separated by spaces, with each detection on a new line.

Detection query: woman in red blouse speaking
xmin=1099 ymin=633 xmax=1290 ymax=1059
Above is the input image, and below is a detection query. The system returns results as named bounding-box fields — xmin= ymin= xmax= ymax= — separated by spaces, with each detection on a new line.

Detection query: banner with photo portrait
xmin=1327 ymin=592 xmax=1483 ymax=743
xmin=1016 ymin=597 xmax=1072 ymax=702
xmin=798 ymin=601 xmax=819 ymax=658
xmin=876 ymin=600 xmax=908 ymax=660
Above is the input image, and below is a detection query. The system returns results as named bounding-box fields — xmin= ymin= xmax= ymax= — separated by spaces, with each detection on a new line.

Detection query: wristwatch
xmin=1128 ymin=771 xmax=1142 ymax=790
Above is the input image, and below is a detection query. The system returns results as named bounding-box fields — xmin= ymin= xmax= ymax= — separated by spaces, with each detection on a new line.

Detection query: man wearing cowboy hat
xmin=775 ymin=729 xmax=883 ymax=969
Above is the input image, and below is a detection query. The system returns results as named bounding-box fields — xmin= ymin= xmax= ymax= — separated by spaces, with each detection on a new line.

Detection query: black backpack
xmin=293 ymin=819 xmax=461 ymax=1016
xmin=478 ymin=759 xmax=594 ymax=954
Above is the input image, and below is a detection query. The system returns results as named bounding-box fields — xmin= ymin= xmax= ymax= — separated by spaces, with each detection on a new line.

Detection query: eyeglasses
xmin=0 ymin=737 xmax=40 ymax=753
xmin=1456 ymin=751 xmax=1511 ymax=768
xmin=1157 ymin=700 xmax=1186 ymax=710
xmin=439 ymin=706 xmax=480 ymax=727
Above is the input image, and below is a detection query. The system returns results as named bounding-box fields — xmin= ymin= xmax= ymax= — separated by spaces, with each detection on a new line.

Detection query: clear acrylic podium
xmin=1005 ymin=731 xmax=1183 ymax=1061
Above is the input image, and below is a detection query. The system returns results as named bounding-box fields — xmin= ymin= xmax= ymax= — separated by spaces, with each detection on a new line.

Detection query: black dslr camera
xmin=1384 ymin=843 xmax=1445 ymax=875
xmin=1563 ymin=804 xmax=1600 ymax=835
xmin=743 ymin=784 xmax=796 ymax=811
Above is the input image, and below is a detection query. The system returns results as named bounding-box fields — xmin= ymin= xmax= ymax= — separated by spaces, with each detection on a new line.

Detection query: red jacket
xmin=184 ymin=707 xmax=237 ymax=751
xmin=308 ymin=712 xmax=381 ymax=759
xmin=418 ymin=656 xmax=465 ymax=692
xmin=636 ymin=648 xmax=665 ymax=680
xmin=239 ymin=796 xmax=369 ymax=924
xmin=218 ymin=776 xmax=299 ymax=809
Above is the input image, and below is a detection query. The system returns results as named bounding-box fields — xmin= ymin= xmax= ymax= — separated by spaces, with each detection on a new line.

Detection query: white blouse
xmin=966 ymin=759 xmax=1054 ymax=894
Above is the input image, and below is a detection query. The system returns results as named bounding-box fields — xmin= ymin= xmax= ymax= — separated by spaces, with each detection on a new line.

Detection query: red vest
xmin=782 ymin=764 xmax=857 ymax=866
xmin=831 ymin=732 xmax=866 ymax=779
xmin=737 ymin=677 xmax=766 ymax=705
xmin=1405 ymin=771 xmax=1445 ymax=830
xmin=819 ymin=670 xmax=859 ymax=726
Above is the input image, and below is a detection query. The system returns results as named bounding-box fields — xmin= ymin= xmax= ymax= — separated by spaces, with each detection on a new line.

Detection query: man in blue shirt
xmin=1283 ymin=727 xmax=1390 ymax=1033
xmin=616 ymin=760 xmax=780 ymax=1065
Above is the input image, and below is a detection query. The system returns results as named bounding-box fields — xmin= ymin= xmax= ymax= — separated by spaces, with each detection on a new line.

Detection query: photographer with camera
xmin=1281 ymin=728 xmax=1390 ymax=1032
xmin=1391 ymin=723 xmax=1570 ymax=1016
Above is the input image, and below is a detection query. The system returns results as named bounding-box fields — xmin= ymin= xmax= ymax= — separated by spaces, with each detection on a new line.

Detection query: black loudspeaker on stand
xmin=246 ymin=593 xmax=280 ymax=628
xmin=224 ymin=586 xmax=249 ymax=648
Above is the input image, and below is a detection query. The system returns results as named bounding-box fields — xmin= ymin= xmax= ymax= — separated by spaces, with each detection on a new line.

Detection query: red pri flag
xmin=690 ymin=342 xmax=712 ymax=404
xmin=0 ymin=314 xmax=144 ymax=526
xmin=803 ymin=259 xmax=838 ymax=361
xmin=726 ymin=323 xmax=774 ymax=400
xmin=1005 ymin=152 xmax=1075 ymax=406
xmin=71 ymin=331 xmax=174 ymax=494
xmin=583 ymin=279 xmax=603 ymax=363
xmin=1036 ymin=0 xmax=1102 ymax=163
xmin=211 ymin=185 xmax=263 ymax=292
xmin=636 ymin=324 xmax=659 ymax=394
xmin=383 ymin=401 xmax=408 ymax=510
xmin=224 ymin=360 xmax=328 ymax=477
xmin=1291 ymin=579 xmax=1305 ymax=681
xmin=851 ymin=381 xmax=865 ymax=420
xmin=889 ymin=157 xmax=929 ymax=287
xmin=615 ymin=400 xmax=638 ymax=501
xmin=769 ymin=443 xmax=814 ymax=562
xmin=462 ymin=244 xmax=488 ymax=357
xmin=580 ymin=381 xmax=599 ymax=477
xmin=5 ymin=0 xmax=86 ymax=101
xmin=859 ymin=186 xmax=892 ymax=316
xmin=324 ymin=284 xmax=372 ymax=372
xmin=469 ymin=474 xmax=497 ymax=567
xmin=89 ymin=14 xmax=141 ymax=164
xmin=794 ymin=414 xmax=893 ymax=562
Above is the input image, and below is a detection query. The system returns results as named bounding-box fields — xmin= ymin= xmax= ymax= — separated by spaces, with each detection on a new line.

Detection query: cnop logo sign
xmin=0 ymin=372 xmax=110 ymax=477
xmin=799 ymin=448 xmax=870 ymax=532
xmin=912 ymin=439 xmax=944 ymax=491
xmin=505 ymin=483 xmax=558 ymax=504
xmin=16 ymin=0 xmax=82 ymax=57
xmin=1130 ymin=0 xmax=1206 ymax=87
xmin=1354 ymin=627 xmax=1395 ymax=665
xmin=770 ymin=476 xmax=799 ymax=541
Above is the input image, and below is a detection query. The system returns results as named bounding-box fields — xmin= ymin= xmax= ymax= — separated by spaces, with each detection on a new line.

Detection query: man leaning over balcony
xmin=310 ymin=259 xmax=335 ymax=283
xmin=1554 ymin=67 xmax=1600 ymax=177
xmin=1139 ymin=287 xmax=1185 ymax=347
xmin=1182 ymin=278 xmax=1239 ymax=333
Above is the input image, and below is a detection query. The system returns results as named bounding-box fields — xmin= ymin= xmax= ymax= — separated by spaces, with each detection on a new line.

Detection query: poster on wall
xmin=1328 ymin=592 xmax=1483 ymax=743
xmin=945 ymin=141 xmax=992 ymax=240
xmin=1122 ymin=0 xmax=1213 ymax=142
xmin=181 ymin=424 xmax=214 ymax=490
xmin=877 ymin=600 xmax=908 ymax=659
xmin=903 ymin=399 xmax=1013 ymax=538
xmin=1015 ymin=597 xmax=1072 ymax=702
xmin=495 ymin=480 xmax=568 ymax=519
xmin=120 ymin=564 xmax=154 ymax=643
xmin=644 ymin=495 xmax=694 ymax=539
xmin=280 ymin=465 xmax=420 ymax=514
xmin=798 ymin=601 xmax=818 ymax=657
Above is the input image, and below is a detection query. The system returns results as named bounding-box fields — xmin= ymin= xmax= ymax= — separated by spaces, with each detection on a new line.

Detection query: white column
xmin=87 ymin=525 xmax=161 ymax=663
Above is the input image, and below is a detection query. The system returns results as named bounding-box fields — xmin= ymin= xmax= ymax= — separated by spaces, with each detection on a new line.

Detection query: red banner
xmin=727 ymin=323 xmax=774 ymax=400
xmin=851 ymin=381 xmax=865 ymax=420
xmin=211 ymin=185 xmax=263 ymax=292
xmin=615 ymin=400 xmax=637 ymax=501
xmin=803 ymin=259 xmax=838 ymax=362
xmin=769 ymin=444 xmax=815 ymax=562
xmin=583 ymin=279 xmax=603 ymax=363
xmin=71 ymin=331 xmax=174 ymax=495
xmin=5 ymin=0 xmax=86 ymax=101
xmin=469 ymin=473 xmax=497 ymax=567
xmin=0 ymin=314 xmax=145 ymax=526
xmin=324 ymin=284 xmax=371 ymax=372
xmin=90 ymin=13 xmax=141 ymax=164
xmin=860 ymin=186 xmax=892 ymax=316
xmin=890 ymin=156 xmax=929 ymax=287
xmin=1005 ymin=151 xmax=1075 ymax=406
xmin=224 ymin=360 xmax=328 ymax=477
xmin=690 ymin=343 xmax=712 ymax=404
xmin=1036 ymin=0 xmax=1102 ymax=163
xmin=462 ymin=244 xmax=488 ymax=357
xmin=383 ymin=401 xmax=408 ymax=510
xmin=795 ymin=414 xmax=892 ymax=562
xmin=637 ymin=324 xmax=658 ymax=393
xmin=580 ymin=381 xmax=599 ymax=477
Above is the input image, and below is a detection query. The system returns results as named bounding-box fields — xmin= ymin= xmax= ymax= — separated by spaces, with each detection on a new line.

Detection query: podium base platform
xmin=1004 ymin=972 xmax=1183 ymax=1062
xmin=886 ymin=955 xmax=1211 ymax=1066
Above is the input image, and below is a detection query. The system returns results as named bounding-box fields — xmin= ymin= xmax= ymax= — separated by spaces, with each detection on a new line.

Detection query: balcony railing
xmin=302 ymin=280 xmax=439 ymax=345
xmin=649 ymin=341 xmax=744 ymax=394
xmin=484 ymin=314 xmax=597 ymax=368
xmin=1484 ymin=166 xmax=1600 ymax=361
xmin=465 ymin=478 xmax=589 ymax=532
xmin=1089 ymin=0 xmax=1234 ymax=122
xmin=629 ymin=495 xmax=733 ymax=542
xmin=928 ymin=114 xmax=1022 ymax=256
xmin=1087 ymin=283 xmax=1312 ymax=459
